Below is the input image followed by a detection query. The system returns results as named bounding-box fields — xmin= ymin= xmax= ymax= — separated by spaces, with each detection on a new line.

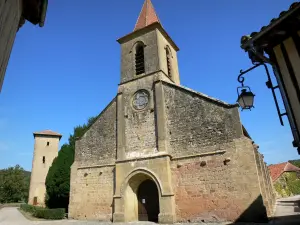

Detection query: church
xmin=68 ymin=0 xmax=275 ymax=223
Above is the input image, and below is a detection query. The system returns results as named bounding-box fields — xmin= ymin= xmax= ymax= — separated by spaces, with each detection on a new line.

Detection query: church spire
xmin=134 ymin=0 xmax=160 ymax=31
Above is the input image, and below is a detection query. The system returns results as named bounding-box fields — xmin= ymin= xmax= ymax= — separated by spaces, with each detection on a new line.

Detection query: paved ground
xmin=0 ymin=195 xmax=300 ymax=225
xmin=271 ymin=195 xmax=300 ymax=224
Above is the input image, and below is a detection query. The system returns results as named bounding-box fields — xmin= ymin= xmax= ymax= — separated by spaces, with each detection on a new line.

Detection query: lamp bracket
xmin=238 ymin=63 xmax=286 ymax=126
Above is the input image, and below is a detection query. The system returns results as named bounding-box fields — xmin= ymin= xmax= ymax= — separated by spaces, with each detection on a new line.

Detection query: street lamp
xmin=237 ymin=87 xmax=255 ymax=110
xmin=237 ymin=62 xmax=286 ymax=126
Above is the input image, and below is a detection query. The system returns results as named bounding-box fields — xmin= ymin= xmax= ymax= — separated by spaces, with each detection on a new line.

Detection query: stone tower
xmin=28 ymin=130 xmax=62 ymax=206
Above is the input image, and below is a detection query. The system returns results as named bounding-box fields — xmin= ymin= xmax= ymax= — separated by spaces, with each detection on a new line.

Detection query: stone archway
xmin=122 ymin=170 xmax=161 ymax=222
xmin=113 ymin=167 xmax=175 ymax=224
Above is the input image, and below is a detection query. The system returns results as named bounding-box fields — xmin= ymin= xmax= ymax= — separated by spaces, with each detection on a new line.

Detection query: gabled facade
xmin=0 ymin=0 xmax=48 ymax=92
xmin=69 ymin=1 xmax=274 ymax=223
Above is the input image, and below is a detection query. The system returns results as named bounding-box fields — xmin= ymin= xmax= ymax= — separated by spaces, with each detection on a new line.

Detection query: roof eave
xmin=22 ymin=0 xmax=48 ymax=27
xmin=241 ymin=4 xmax=300 ymax=50
xmin=33 ymin=132 xmax=62 ymax=140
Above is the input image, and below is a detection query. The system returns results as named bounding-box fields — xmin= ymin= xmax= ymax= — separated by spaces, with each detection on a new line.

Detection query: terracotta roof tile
xmin=33 ymin=130 xmax=62 ymax=137
xmin=285 ymin=162 xmax=300 ymax=172
xmin=269 ymin=162 xmax=287 ymax=182
xmin=134 ymin=0 xmax=160 ymax=31
xmin=241 ymin=2 xmax=300 ymax=47
xmin=268 ymin=162 xmax=300 ymax=182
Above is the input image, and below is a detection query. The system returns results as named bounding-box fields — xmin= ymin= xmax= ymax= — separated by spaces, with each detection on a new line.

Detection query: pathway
xmin=271 ymin=195 xmax=300 ymax=224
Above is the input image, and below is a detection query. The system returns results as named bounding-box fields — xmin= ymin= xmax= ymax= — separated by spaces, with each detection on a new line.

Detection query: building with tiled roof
xmin=269 ymin=162 xmax=300 ymax=182
xmin=239 ymin=2 xmax=300 ymax=155
xmin=268 ymin=162 xmax=300 ymax=197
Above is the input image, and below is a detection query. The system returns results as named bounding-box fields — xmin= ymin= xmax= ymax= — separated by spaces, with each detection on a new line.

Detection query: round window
xmin=132 ymin=90 xmax=150 ymax=111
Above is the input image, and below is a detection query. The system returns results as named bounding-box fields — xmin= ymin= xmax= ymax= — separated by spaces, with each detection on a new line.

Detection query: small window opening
xmin=135 ymin=45 xmax=145 ymax=75
xmin=166 ymin=48 xmax=172 ymax=78
xmin=43 ymin=156 xmax=45 ymax=164
xmin=47 ymin=142 xmax=49 ymax=146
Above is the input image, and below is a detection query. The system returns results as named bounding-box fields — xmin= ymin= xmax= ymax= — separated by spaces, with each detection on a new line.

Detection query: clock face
xmin=132 ymin=90 xmax=149 ymax=110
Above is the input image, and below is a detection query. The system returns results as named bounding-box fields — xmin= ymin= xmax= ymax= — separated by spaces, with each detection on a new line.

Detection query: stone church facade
xmin=68 ymin=0 xmax=275 ymax=223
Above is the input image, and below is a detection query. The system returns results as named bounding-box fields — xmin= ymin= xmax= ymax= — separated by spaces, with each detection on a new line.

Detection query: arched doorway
xmin=137 ymin=179 xmax=159 ymax=222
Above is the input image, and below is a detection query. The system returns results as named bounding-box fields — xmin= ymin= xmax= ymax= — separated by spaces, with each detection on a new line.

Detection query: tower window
xmin=47 ymin=142 xmax=49 ymax=146
xmin=166 ymin=48 xmax=172 ymax=78
xmin=135 ymin=45 xmax=145 ymax=75
xmin=43 ymin=156 xmax=45 ymax=164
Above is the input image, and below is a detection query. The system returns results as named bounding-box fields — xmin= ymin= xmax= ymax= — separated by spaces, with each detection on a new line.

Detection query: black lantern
xmin=237 ymin=86 xmax=255 ymax=110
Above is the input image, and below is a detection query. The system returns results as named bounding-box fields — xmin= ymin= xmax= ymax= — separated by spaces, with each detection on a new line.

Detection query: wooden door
xmin=33 ymin=197 xmax=38 ymax=206
xmin=137 ymin=179 xmax=159 ymax=222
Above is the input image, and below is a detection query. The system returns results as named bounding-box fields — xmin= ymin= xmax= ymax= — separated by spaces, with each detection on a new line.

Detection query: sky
xmin=0 ymin=0 xmax=299 ymax=171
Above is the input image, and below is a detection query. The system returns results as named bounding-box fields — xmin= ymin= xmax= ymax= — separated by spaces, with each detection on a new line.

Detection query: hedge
xmin=20 ymin=204 xmax=65 ymax=220
xmin=20 ymin=204 xmax=37 ymax=213
xmin=33 ymin=208 xmax=65 ymax=220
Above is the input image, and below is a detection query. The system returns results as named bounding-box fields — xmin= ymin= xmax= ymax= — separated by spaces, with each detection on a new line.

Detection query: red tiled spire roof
xmin=268 ymin=162 xmax=300 ymax=182
xmin=134 ymin=0 xmax=160 ymax=31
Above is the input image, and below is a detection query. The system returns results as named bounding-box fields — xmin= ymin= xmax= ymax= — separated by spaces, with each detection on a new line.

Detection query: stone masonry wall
xmin=69 ymin=99 xmax=117 ymax=220
xmin=253 ymin=148 xmax=275 ymax=217
xmin=171 ymin=138 xmax=268 ymax=223
xmin=122 ymin=76 xmax=157 ymax=158
xmin=69 ymin=165 xmax=115 ymax=221
xmin=75 ymin=99 xmax=117 ymax=167
xmin=120 ymin=29 xmax=159 ymax=84
xmin=163 ymin=83 xmax=242 ymax=157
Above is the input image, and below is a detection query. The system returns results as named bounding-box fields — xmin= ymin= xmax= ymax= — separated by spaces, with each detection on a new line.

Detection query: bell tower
xmin=114 ymin=2 xmax=177 ymax=222
xmin=117 ymin=0 xmax=180 ymax=85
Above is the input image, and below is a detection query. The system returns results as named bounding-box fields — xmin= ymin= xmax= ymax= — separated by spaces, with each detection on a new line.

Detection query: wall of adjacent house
xmin=273 ymin=31 xmax=300 ymax=148
xmin=0 ymin=0 xmax=22 ymax=92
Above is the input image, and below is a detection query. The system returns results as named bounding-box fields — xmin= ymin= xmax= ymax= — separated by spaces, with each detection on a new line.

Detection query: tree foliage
xmin=274 ymin=171 xmax=300 ymax=197
xmin=45 ymin=116 xmax=97 ymax=210
xmin=0 ymin=165 xmax=30 ymax=203
xmin=289 ymin=159 xmax=300 ymax=168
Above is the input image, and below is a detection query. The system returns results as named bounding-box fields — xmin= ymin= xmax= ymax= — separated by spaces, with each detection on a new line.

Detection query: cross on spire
xmin=134 ymin=0 xmax=160 ymax=31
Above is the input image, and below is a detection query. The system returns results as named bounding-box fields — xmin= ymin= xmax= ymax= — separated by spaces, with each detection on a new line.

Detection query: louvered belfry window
xmin=135 ymin=45 xmax=145 ymax=75
xmin=166 ymin=48 xmax=171 ymax=77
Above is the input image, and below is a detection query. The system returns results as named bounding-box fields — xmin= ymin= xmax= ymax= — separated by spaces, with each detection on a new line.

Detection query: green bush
xmin=33 ymin=208 xmax=65 ymax=220
xmin=20 ymin=204 xmax=36 ymax=213
xmin=20 ymin=204 xmax=65 ymax=220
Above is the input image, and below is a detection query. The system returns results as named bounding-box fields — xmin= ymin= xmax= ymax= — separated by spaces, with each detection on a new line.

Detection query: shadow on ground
xmin=226 ymin=197 xmax=300 ymax=225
